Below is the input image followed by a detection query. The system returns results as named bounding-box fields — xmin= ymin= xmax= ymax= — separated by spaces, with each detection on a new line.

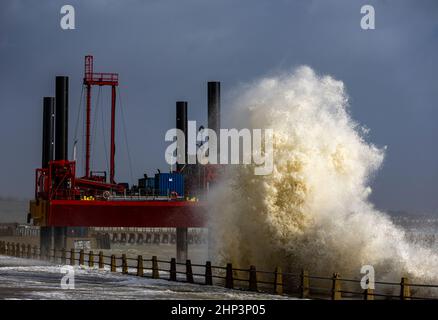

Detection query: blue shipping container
xmin=155 ymin=173 xmax=184 ymax=197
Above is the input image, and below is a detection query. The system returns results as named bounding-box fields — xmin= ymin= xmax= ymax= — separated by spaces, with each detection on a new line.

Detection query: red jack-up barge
xmin=29 ymin=56 xmax=221 ymax=261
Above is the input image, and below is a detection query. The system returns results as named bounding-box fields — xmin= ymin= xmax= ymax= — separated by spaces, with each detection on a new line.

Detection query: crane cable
xmin=90 ymin=86 xmax=102 ymax=171
xmin=117 ymin=87 xmax=135 ymax=186
xmin=100 ymin=92 xmax=110 ymax=175
xmin=72 ymin=85 xmax=85 ymax=160
xmin=71 ymin=84 xmax=134 ymax=184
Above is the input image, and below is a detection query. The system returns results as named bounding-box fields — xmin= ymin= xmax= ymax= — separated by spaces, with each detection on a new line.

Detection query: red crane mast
xmin=83 ymin=55 xmax=119 ymax=184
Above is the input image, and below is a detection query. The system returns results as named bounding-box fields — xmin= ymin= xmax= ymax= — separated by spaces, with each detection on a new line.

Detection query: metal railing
xmin=1 ymin=240 xmax=437 ymax=300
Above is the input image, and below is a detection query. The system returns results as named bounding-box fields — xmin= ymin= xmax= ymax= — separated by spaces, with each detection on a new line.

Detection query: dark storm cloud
xmin=0 ymin=0 xmax=437 ymax=213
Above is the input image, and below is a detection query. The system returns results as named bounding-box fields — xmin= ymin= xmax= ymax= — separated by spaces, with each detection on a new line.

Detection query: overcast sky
xmin=0 ymin=0 xmax=437 ymax=214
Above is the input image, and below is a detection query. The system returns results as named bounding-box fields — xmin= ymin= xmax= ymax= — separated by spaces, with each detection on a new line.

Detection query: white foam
xmin=208 ymin=66 xmax=438 ymax=284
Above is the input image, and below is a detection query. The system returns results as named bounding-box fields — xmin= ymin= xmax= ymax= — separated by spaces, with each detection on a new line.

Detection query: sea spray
xmin=208 ymin=66 xmax=438 ymax=286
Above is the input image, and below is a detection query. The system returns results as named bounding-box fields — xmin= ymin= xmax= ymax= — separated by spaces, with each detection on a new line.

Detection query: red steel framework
xmin=83 ymin=55 xmax=118 ymax=184
xmin=30 ymin=56 xmax=207 ymax=228
xmin=33 ymin=159 xmax=206 ymax=227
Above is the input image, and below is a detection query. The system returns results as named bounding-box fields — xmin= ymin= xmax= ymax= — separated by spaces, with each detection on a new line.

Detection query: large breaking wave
xmin=208 ymin=66 xmax=438 ymax=284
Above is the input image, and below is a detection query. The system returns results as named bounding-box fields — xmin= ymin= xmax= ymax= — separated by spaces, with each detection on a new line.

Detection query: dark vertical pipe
xmin=42 ymin=97 xmax=55 ymax=168
xmin=41 ymin=98 xmax=55 ymax=255
xmin=40 ymin=227 xmax=53 ymax=259
xmin=208 ymin=82 xmax=220 ymax=135
xmin=176 ymin=101 xmax=188 ymax=172
xmin=176 ymin=227 xmax=188 ymax=263
xmin=55 ymin=76 xmax=69 ymax=161
xmin=176 ymin=101 xmax=188 ymax=262
xmin=53 ymin=226 xmax=67 ymax=253
xmin=206 ymin=82 xmax=221 ymax=253
xmin=54 ymin=76 xmax=69 ymax=253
